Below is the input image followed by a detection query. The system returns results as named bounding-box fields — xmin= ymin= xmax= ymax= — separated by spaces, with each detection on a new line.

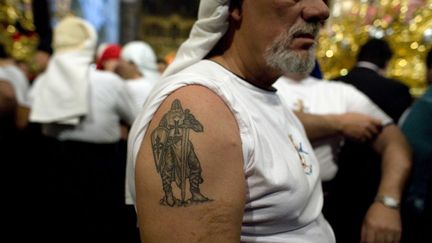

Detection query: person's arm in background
xmin=361 ymin=124 xmax=412 ymax=243
xmin=135 ymin=85 xmax=245 ymax=242
xmin=339 ymin=82 xmax=411 ymax=243
xmin=15 ymin=105 xmax=30 ymax=130
xmin=298 ymin=109 xmax=412 ymax=243
xmin=0 ymin=80 xmax=17 ymax=113
xmin=0 ymin=81 xmax=17 ymax=127
xmin=0 ymin=79 xmax=28 ymax=130
xmin=294 ymin=111 xmax=382 ymax=142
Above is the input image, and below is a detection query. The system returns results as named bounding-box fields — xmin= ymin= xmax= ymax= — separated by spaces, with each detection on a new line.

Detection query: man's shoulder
xmin=310 ymin=78 xmax=359 ymax=95
xmin=326 ymin=79 xmax=362 ymax=90
xmin=0 ymin=79 xmax=16 ymax=99
xmin=126 ymin=78 xmax=154 ymax=88
xmin=7 ymin=64 xmax=25 ymax=74
xmin=0 ymin=65 xmax=28 ymax=83
xmin=332 ymin=74 xmax=353 ymax=84
xmin=157 ymin=60 xmax=236 ymax=98
xmin=386 ymin=77 xmax=410 ymax=89
xmin=169 ymin=60 xmax=231 ymax=82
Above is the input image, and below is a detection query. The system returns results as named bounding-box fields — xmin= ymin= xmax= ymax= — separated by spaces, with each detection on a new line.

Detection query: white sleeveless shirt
xmin=126 ymin=60 xmax=335 ymax=242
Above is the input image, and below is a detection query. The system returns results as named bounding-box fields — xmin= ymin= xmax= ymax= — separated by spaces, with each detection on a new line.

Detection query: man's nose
xmin=302 ymin=0 xmax=330 ymax=24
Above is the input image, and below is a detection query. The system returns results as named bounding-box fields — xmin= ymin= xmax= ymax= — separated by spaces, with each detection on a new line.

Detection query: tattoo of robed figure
xmin=151 ymin=99 xmax=212 ymax=207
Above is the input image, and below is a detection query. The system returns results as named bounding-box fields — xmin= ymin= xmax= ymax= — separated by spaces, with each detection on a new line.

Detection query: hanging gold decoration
xmin=0 ymin=0 xmax=38 ymax=62
xmin=317 ymin=0 xmax=432 ymax=97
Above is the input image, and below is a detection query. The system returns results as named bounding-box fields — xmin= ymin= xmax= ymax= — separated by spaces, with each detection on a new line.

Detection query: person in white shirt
xmin=275 ymin=72 xmax=412 ymax=243
xmin=116 ymin=41 xmax=160 ymax=110
xmin=126 ymin=0 xmax=335 ymax=242
xmin=29 ymin=16 xmax=137 ymax=242
xmin=0 ymin=45 xmax=31 ymax=129
xmin=275 ymin=74 xmax=392 ymax=181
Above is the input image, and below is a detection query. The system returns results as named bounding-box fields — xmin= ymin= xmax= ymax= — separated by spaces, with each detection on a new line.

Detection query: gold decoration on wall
xmin=140 ymin=14 xmax=195 ymax=59
xmin=317 ymin=0 xmax=432 ymax=96
xmin=0 ymin=0 xmax=38 ymax=61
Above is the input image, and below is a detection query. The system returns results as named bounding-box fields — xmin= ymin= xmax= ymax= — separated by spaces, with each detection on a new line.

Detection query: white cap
xmin=121 ymin=41 xmax=160 ymax=81
xmin=162 ymin=0 xmax=230 ymax=77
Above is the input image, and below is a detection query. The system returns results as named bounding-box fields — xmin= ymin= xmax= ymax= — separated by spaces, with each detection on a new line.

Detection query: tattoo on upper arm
xmin=151 ymin=99 xmax=212 ymax=207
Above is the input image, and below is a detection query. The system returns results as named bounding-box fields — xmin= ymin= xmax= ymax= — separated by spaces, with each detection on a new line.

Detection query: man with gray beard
xmin=125 ymin=0 xmax=333 ymax=242
xmin=265 ymin=22 xmax=320 ymax=74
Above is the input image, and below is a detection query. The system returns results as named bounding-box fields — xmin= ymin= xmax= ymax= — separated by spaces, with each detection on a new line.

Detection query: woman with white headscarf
xmin=29 ymin=16 xmax=137 ymax=242
xmin=116 ymin=41 xmax=160 ymax=110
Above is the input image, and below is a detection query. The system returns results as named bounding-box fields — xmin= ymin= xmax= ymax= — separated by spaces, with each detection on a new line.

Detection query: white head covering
xmin=30 ymin=16 xmax=97 ymax=125
xmin=162 ymin=0 xmax=230 ymax=77
xmin=121 ymin=41 xmax=160 ymax=81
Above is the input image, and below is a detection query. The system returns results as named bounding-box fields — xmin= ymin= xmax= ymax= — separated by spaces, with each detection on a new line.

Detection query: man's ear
xmin=230 ymin=3 xmax=242 ymax=22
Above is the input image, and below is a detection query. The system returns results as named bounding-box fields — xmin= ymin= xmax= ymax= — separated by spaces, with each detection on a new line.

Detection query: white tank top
xmin=126 ymin=60 xmax=335 ymax=242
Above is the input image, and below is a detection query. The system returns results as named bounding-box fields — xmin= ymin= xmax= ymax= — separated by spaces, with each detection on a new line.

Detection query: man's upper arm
xmin=135 ymin=85 xmax=246 ymax=242
xmin=0 ymin=80 xmax=17 ymax=113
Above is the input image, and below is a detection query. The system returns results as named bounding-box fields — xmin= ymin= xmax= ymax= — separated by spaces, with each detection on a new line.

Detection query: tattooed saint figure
xmin=151 ymin=99 xmax=211 ymax=207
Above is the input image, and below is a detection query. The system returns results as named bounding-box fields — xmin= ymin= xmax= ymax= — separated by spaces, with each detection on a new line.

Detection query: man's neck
xmin=209 ymin=52 xmax=280 ymax=91
xmin=285 ymin=72 xmax=308 ymax=82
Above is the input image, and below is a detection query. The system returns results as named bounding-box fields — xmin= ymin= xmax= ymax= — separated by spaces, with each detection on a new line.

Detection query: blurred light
xmin=414 ymin=15 xmax=423 ymax=23
xmin=423 ymin=28 xmax=432 ymax=44
xmin=6 ymin=25 xmax=16 ymax=33
xmin=418 ymin=45 xmax=426 ymax=52
xmin=373 ymin=20 xmax=382 ymax=26
xmin=326 ymin=50 xmax=334 ymax=58
xmin=340 ymin=69 xmax=348 ymax=76
xmin=386 ymin=27 xmax=394 ymax=36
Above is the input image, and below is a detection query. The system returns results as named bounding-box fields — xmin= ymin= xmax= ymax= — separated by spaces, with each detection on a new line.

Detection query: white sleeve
xmin=115 ymin=81 xmax=138 ymax=125
xmin=13 ymin=68 xmax=31 ymax=108
xmin=0 ymin=67 xmax=31 ymax=108
xmin=342 ymin=83 xmax=393 ymax=126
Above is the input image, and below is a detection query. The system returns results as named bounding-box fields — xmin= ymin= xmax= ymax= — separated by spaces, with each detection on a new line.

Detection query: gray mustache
xmin=291 ymin=24 xmax=320 ymax=39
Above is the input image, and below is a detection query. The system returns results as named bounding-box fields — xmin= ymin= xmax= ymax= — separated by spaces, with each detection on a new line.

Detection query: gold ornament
xmin=0 ymin=0 xmax=38 ymax=62
xmin=317 ymin=0 xmax=432 ymax=97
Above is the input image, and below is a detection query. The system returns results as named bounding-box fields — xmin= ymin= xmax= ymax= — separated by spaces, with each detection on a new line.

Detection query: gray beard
xmin=264 ymin=24 xmax=318 ymax=75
